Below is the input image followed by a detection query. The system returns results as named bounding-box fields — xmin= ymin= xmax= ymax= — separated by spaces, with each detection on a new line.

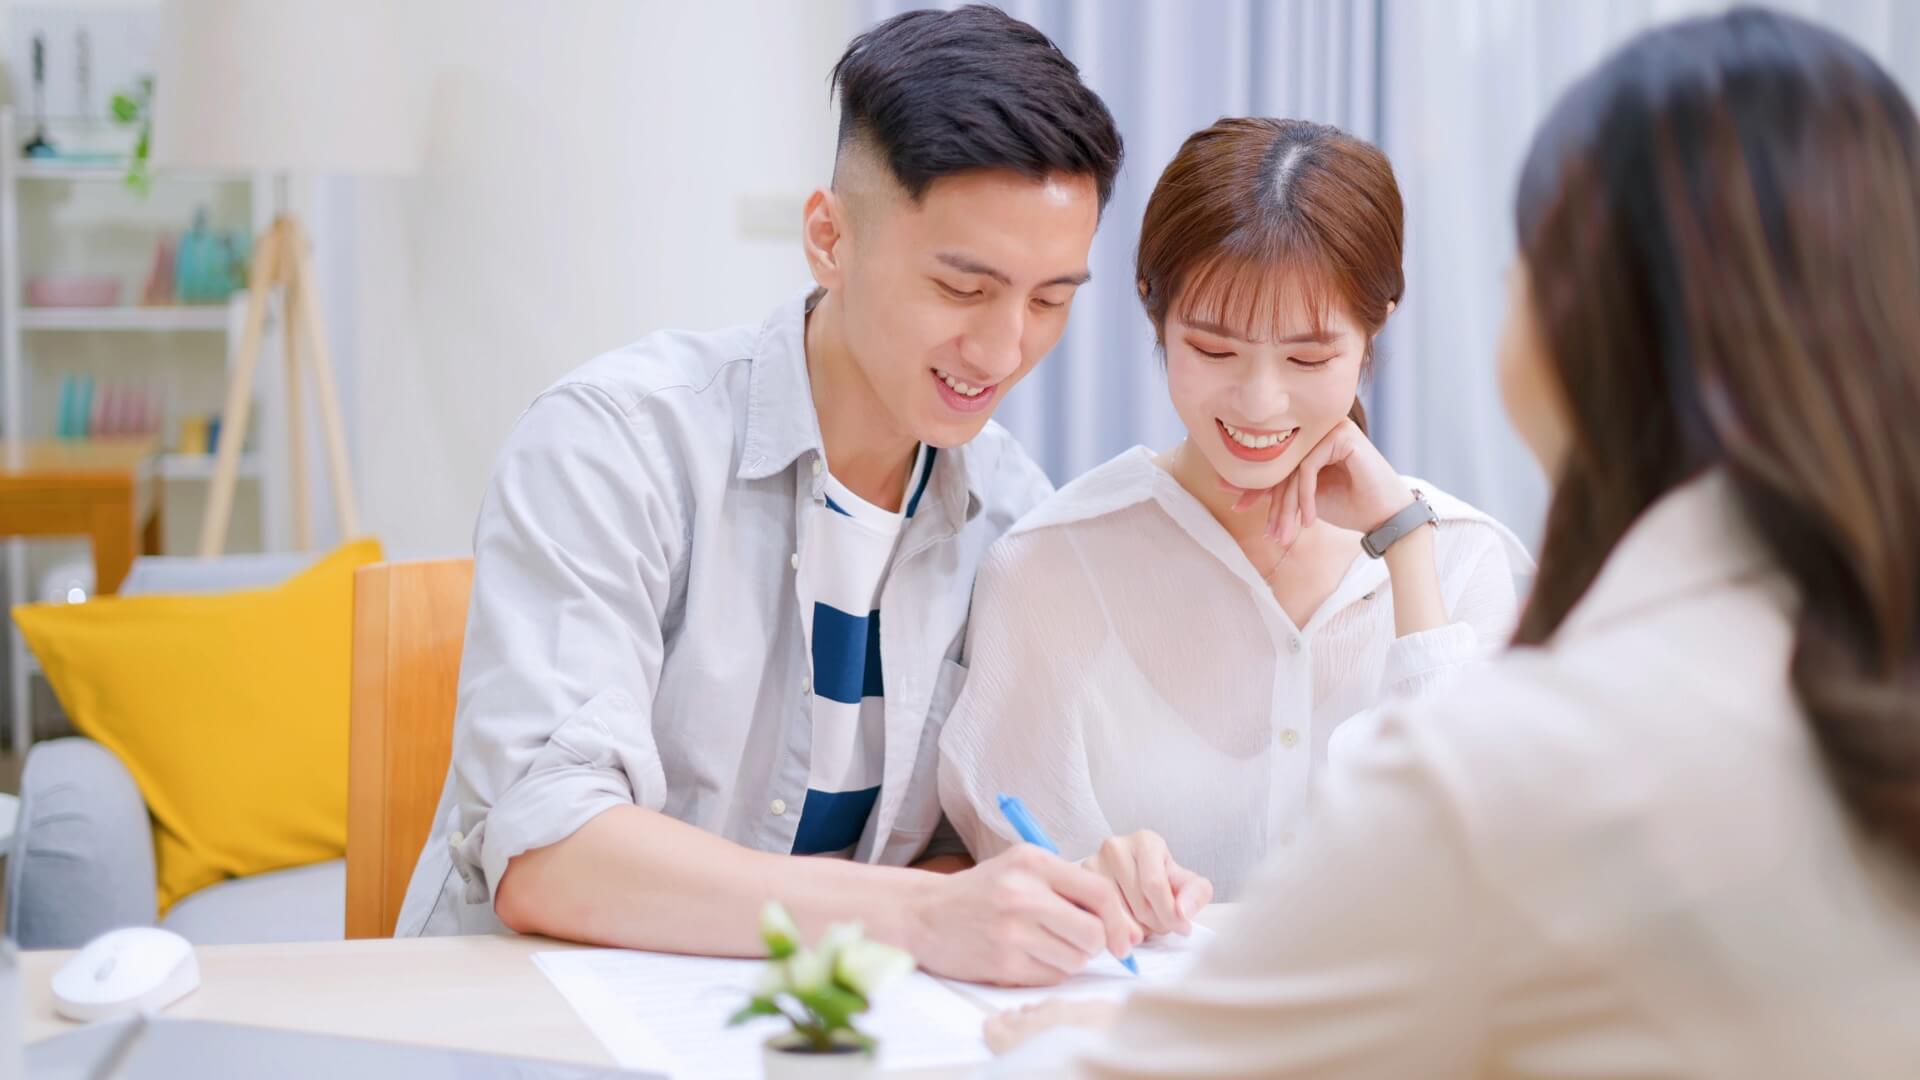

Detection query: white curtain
xmin=1376 ymin=0 xmax=1920 ymax=544
xmin=866 ymin=0 xmax=1920 ymax=545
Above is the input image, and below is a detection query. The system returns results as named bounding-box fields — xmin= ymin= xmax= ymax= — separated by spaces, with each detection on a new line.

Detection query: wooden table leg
xmin=91 ymin=500 xmax=136 ymax=596
xmin=142 ymin=498 xmax=164 ymax=556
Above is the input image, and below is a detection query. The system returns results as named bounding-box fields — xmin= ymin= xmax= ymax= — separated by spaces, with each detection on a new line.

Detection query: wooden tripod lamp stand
xmin=198 ymin=217 xmax=356 ymax=555
xmin=153 ymin=0 xmax=422 ymax=555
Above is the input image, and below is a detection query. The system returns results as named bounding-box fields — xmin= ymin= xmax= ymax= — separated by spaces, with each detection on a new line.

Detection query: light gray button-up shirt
xmin=396 ymin=289 xmax=1053 ymax=936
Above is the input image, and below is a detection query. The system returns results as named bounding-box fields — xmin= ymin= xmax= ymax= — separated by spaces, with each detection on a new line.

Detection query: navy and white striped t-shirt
xmin=791 ymin=445 xmax=936 ymax=857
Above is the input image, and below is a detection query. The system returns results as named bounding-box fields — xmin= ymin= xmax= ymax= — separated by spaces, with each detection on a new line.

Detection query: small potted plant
xmin=730 ymin=902 xmax=915 ymax=1079
xmin=109 ymin=76 xmax=153 ymax=195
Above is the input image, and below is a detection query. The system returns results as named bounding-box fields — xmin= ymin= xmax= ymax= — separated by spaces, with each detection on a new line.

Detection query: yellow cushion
xmin=15 ymin=539 xmax=382 ymax=913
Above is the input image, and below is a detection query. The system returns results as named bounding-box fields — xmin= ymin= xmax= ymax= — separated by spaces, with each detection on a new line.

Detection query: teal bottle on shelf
xmin=56 ymin=374 xmax=75 ymax=439
xmin=176 ymin=209 xmax=213 ymax=303
xmin=77 ymin=375 xmax=95 ymax=439
xmin=174 ymin=208 xmax=247 ymax=304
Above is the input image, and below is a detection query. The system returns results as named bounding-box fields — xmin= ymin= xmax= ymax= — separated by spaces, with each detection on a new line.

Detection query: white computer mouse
xmin=51 ymin=926 xmax=200 ymax=1022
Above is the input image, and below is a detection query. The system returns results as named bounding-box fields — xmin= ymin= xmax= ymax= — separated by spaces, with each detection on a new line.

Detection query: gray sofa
xmin=5 ymin=550 xmax=347 ymax=949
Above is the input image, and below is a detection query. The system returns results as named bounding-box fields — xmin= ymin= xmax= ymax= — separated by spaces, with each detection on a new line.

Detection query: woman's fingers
xmin=1297 ymin=431 xmax=1344 ymax=527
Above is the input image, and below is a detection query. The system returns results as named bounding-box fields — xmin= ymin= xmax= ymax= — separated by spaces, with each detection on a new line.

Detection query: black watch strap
xmin=1361 ymin=490 xmax=1439 ymax=559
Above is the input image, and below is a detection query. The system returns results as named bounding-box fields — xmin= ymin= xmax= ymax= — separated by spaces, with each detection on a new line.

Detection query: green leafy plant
xmin=110 ymin=76 xmax=153 ymax=196
xmin=728 ymin=902 xmax=915 ymax=1054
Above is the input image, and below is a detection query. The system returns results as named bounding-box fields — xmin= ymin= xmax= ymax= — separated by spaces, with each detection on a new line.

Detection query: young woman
xmin=987 ymin=8 xmax=1920 ymax=1074
xmin=939 ymin=118 xmax=1529 ymax=917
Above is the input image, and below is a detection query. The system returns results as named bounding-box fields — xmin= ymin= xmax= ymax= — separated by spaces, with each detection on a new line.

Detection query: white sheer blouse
xmin=938 ymin=447 xmax=1531 ymax=898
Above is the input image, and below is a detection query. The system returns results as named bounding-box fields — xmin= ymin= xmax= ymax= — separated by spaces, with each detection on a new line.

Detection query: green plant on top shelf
xmin=110 ymin=75 xmax=153 ymax=196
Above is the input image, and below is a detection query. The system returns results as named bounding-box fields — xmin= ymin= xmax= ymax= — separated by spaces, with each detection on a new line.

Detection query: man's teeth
xmin=1222 ymin=422 xmax=1295 ymax=449
xmin=936 ymin=369 xmax=988 ymax=398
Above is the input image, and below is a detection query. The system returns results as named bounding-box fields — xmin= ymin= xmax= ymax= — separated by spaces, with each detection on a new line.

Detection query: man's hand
xmin=904 ymin=844 xmax=1144 ymax=987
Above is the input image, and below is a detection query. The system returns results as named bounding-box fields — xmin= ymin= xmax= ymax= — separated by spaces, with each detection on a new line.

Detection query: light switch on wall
xmin=734 ymin=193 xmax=806 ymax=242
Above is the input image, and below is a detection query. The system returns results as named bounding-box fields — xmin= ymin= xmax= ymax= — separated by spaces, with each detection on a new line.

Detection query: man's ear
xmin=802 ymin=187 xmax=846 ymax=289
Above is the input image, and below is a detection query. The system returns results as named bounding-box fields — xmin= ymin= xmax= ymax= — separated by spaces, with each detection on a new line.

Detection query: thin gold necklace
xmin=1173 ymin=441 xmax=1295 ymax=585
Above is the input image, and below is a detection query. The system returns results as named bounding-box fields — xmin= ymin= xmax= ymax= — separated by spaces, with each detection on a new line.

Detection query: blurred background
xmin=0 ymin=0 xmax=1914 ymax=746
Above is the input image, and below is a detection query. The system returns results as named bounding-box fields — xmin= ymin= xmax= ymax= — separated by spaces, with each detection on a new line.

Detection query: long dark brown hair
xmin=1135 ymin=118 xmax=1404 ymax=433
xmin=1513 ymin=9 xmax=1920 ymax=857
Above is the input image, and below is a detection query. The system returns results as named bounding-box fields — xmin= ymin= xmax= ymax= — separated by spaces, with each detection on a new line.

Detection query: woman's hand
xmin=1223 ymin=419 xmax=1414 ymax=546
xmin=984 ymin=999 xmax=1124 ymax=1054
xmin=1222 ymin=418 xmax=1448 ymax=635
xmin=1081 ymin=830 xmax=1213 ymax=937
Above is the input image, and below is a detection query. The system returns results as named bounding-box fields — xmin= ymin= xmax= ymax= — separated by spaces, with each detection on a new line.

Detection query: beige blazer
xmin=1066 ymin=472 xmax=1920 ymax=1079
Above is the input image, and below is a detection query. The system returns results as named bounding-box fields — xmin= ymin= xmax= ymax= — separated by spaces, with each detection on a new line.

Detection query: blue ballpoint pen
xmin=997 ymin=793 xmax=1139 ymax=975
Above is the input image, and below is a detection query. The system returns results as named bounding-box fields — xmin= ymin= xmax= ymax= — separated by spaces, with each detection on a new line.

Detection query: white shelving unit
xmin=15 ymin=162 xmax=239 ymax=185
xmin=19 ymin=304 xmax=231 ymax=332
xmin=0 ymin=106 xmax=291 ymax=750
xmin=157 ymin=451 xmax=260 ymax=480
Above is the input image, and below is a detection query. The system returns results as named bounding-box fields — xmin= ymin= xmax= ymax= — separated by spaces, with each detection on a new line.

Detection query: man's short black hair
xmin=830 ymin=5 xmax=1124 ymax=210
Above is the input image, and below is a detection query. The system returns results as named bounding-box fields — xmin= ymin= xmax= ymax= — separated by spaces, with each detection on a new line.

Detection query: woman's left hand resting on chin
xmin=1222 ymin=418 xmax=1416 ymax=546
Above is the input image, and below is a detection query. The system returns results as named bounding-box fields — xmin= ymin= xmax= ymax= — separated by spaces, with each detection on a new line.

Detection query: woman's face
xmin=1163 ymin=278 xmax=1370 ymax=491
xmin=1497 ymin=262 xmax=1572 ymax=477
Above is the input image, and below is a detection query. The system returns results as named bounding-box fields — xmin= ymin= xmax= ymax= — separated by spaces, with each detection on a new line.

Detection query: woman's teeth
xmin=936 ymin=369 xmax=988 ymax=397
xmin=1221 ymin=422 xmax=1296 ymax=449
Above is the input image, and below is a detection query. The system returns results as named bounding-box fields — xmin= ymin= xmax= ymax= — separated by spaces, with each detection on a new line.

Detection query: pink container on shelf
xmin=25 ymin=275 xmax=122 ymax=308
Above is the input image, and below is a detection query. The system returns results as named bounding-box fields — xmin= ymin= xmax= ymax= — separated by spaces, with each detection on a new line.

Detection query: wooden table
xmin=20 ymin=935 xmax=961 ymax=1076
xmin=0 ymin=438 xmax=163 ymax=598
xmin=23 ymin=936 xmax=620 ymax=1068
xmin=23 ymin=909 xmax=1242 ymax=1076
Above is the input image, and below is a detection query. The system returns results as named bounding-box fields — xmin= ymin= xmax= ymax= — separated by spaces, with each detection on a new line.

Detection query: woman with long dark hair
xmin=988 ymin=9 xmax=1920 ymax=1073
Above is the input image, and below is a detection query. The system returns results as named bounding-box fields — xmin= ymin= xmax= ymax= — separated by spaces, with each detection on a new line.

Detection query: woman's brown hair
xmin=1134 ymin=118 xmax=1404 ymax=433
xmin=1514 ymin=9 xmax=1920 ymax=857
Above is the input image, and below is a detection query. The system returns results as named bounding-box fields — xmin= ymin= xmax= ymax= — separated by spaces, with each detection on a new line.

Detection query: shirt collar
xmin=737 ymin=288 xmax=826 ymax=482
xmin=738 ymin=288 xmax=983 ymax=526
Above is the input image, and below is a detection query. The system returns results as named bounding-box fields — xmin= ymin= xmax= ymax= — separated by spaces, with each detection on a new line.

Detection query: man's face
xmin=809 ymin=161 xmax=1101 ymax=448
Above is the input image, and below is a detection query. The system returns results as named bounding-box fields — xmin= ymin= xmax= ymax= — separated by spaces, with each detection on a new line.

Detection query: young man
xmin=396 ymin=7 xmax=1139 ymax=987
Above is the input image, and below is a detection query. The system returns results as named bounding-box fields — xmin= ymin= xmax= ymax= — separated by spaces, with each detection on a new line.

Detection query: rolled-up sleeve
xmin=448 ymin=383 xmax=685 ymax=903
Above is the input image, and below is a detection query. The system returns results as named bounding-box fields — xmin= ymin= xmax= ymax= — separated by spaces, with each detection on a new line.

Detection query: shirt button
xmin=770 ymin=799 xmax=787 ymax=816
xmin=448 ymin=830 xmax=464 ymax=851
xmin=800 ymin=676 xmax=812 ymax=696
xmin=1280 ymin=728 xmax=1300 ymax=749
xmin=790 ymin=552 xmax=800 ymax=572
xmin=811 ymin=459 xmax=824 ymax=478
xmin=1288 ymin=636 xmax=1302 ymax=654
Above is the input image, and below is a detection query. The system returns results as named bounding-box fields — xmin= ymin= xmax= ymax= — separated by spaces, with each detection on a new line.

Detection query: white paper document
xmin=534 ymin=949 xmax=991 ymax=1079
xmin=941 ymin=925 xmax=1218 ymax=1012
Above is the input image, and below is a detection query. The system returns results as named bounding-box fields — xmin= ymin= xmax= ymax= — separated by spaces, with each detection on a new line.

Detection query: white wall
xmin=221 ymin=0 xmax=1920 ymax=559
xmin=347 ymin=0 xmax=856 ymax=558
